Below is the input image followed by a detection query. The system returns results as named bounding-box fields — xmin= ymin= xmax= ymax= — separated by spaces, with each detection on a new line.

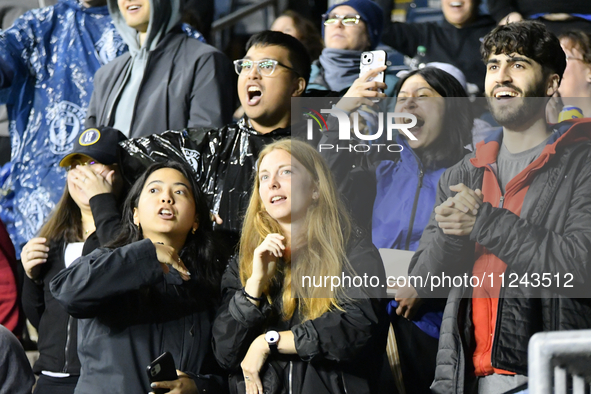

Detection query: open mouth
xmin=247 ymin=85 xmax=263 ymax=105
xmin=270 ymin=195 xmax=286 ymax=204
xmin=493 ymin=90 xmax=520 ymax=100
xmin=450 ymin=1 xmax=464 ymax=7
xmin=127 ymin=4 xmax=141 ymax=12
xmin=158 ymin=207 xmax=174 ymax=219
xmin=403 ymin=115 xmax=425 ymax=129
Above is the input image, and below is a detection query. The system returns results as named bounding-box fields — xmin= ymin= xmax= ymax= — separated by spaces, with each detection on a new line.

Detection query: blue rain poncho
xmin=0 ymin=0 xmax=127 ymax=257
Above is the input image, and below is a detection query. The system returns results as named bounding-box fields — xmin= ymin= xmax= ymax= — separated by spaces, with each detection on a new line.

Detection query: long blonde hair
xmin=239 ymin=139 xmax=353 ymax=321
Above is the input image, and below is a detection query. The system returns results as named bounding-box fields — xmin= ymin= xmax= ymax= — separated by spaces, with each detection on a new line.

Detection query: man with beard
xmin=395 ymin=21 xmax=591 ymax=393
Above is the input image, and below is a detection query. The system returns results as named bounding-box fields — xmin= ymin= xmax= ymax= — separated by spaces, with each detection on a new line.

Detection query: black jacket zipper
xmin=62 ymin=315 xmax=73 ymax=373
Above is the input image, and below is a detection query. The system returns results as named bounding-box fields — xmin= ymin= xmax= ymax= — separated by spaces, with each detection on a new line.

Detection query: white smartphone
xmin=359 ymin=50 xmax=388 ymax=90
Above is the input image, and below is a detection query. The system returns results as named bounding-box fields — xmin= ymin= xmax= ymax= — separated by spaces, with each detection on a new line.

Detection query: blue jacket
xmin=320 ymin=132 xmax=448 ymax=338
xmin=0 ymin=0 xmax=127 ymax=257
xmin=372 ymin=137 xmax=447 ymax=338
xmin=372 ymin=136 xmax=447 ymax=251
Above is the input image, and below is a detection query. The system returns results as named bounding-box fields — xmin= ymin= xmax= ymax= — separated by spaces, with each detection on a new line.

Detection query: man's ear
xmin=292 ymin=77 xmax=306 ymax=97
xmin=547 ymin=73 xmax=560 ymax=97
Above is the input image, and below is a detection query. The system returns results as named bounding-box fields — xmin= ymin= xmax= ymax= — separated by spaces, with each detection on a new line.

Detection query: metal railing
xmin=210 ymin=0 xmax=279 ymax=49
xmin=529 ymin=330 xmax=591 ymax=394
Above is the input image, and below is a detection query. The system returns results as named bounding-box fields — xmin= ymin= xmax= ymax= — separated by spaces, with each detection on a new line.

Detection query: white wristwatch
xmin=265 ymin=330 xmax=280 ymax=356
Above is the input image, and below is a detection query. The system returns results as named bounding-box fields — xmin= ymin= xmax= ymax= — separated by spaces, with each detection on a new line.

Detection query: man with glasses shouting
xmin=119 ymin=31 xmax=310 ymax=248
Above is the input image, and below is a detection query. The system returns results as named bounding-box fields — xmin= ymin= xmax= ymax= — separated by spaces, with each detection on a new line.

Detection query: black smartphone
xmin=147 ymin=352 xmax=178 ymax=394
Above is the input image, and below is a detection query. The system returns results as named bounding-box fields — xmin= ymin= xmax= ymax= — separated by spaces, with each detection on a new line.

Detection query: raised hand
xmin=250 ymin=233 xmax=285 ymax=284
xmin=21 ymin=237 xmax=49 ymax=280
xmin=69 ymin=164 xmax=115 ymax=199
xmin=335 ymin=66 xmax=388 ymax=114
xmin=153 ymin=242 xmax=191 ymax=281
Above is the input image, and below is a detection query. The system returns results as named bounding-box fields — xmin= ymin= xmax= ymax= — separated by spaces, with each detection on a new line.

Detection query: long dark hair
xmin=109 ymin=161 xmax=226 ymax=300
xmin=38 ymin=183 xmax=83 ymax=244
xmin=393 ymin=67 xmax=473 ymax=169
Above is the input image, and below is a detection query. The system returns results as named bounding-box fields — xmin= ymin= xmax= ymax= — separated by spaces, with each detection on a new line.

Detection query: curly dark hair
xmin=393 ymin=67 xmax=474 ymax=170
xmin=481 ymin=21 xmax=566 ymax=82
xmin=108 ymin=160 xmax=227 ymax=303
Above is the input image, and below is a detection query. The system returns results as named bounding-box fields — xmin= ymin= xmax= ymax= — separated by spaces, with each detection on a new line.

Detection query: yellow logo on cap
xmin=79 ymin=128 xmax=101 ymax=146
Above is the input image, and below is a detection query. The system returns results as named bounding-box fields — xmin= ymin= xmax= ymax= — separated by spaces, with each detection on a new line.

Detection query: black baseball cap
xmin=59 ymin=126 xmax=127 ymax=168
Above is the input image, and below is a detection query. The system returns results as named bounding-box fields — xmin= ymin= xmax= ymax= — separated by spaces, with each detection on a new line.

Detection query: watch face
xmin=265 ymin=330 xmax=280 ymax=344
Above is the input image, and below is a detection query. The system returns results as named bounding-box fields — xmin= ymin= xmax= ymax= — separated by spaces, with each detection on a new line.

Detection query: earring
xmin=192 ymin=227 xmax=196 ymax=234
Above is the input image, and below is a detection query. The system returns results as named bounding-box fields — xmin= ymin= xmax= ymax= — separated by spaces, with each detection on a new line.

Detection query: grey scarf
xmin=318 ymin=48 xmax=362 ymax=93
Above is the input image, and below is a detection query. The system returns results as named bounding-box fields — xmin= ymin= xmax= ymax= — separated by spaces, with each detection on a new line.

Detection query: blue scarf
xmin=319 ymin=48 xmax=362 ymax=93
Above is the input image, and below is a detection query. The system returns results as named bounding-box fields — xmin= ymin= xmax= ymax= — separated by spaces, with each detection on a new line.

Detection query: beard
xmin=488 ymin=83 xmax=548 ymax=130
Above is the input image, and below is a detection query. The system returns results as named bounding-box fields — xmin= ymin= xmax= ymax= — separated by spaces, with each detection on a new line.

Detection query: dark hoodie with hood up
xmin=85 ymin=0 xmax=234 ymax=137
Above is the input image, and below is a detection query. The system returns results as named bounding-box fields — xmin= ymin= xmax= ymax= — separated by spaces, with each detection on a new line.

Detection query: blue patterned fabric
xmin=0 ymin=0 xmax=127 ymax=257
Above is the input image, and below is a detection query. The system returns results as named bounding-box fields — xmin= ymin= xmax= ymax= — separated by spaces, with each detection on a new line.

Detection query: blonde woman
xmin=212 ymin=139 xmax=387 ymax=394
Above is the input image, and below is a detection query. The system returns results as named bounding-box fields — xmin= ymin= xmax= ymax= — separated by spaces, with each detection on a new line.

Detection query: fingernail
xmin=472 ymin=209 xmax=478 ymax=215
xmin=150 ymin=383 xmax=156 ymax=388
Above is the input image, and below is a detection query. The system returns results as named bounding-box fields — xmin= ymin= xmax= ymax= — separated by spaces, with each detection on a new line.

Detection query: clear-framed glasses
xmin=322 ymin=13 xmax=361 ymax=26
xmin=233 ymin=58 xmax=299 ymax=77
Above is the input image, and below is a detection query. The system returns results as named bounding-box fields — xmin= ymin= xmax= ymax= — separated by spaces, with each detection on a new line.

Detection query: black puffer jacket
xmin=21 ymin=193 xmax=120 ymax=376
xmin=212 ymin=229 xmax=389 ymax=394
xmin=408 ymin=120 xmax=591 ymax=393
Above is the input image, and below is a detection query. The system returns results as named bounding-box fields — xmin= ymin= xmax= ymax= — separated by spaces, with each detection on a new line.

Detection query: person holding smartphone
xmin=319 ymin=66 xmax=474 ymax=394
xmin=306 ymin=0 xmax=399 ymax=97
xmin=50 ymin=161 xmax=227 ymax=394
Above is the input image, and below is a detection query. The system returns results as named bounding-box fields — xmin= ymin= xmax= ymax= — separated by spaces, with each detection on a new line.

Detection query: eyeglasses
xmin=233 ymin=58 xmax=299 ymax=77
xmin=322 ymin=13 xmax=362 ymax=26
